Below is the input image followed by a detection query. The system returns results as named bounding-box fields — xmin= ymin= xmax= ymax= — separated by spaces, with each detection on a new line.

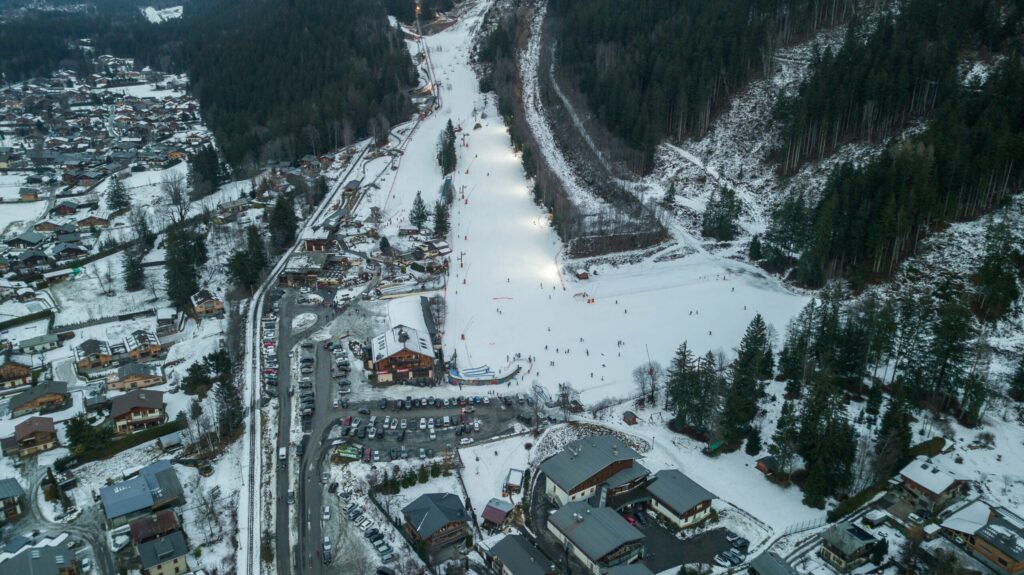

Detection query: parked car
xmin=459 ymin=437 xmax=474 ymax=445
xmin=323 ymin=506 xmax=331 ymax=521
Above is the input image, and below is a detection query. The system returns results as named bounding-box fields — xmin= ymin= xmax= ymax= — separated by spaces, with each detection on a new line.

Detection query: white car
xmin=323 ymin=506 xmax=331 ymax=521
xmin=459 ymin=437 xmax=474 ymax=445
xmin=400 ymin=419 xmax=407 ymax=430
xmin=419 ymin=418 xmax=427 ymax=430
xmin=390 ymin=419 xmax=398 ymax=430
xmin=323 ymin=537 xmax=332 ymax=552
xmin=427 ymin=417 xmax=435 ymax=429
xmin=429 ymin=430 xmax=436 ymax=441
xmin=383 ymin=416 xmax=391 ymax=428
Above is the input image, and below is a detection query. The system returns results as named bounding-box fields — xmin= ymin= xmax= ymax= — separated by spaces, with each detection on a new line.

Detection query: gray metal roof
xmin=604 ymin=462 xmax=650 ymax=490
xmin=490 ymin=534 xmax=553 ymax=575
xmin=0 ymin=539 xmax=76 ymax=573
xmin=821 ymin=522 xmax=877 ymax=557
xmin=606 ymin=564 xmax=655 ymax=575
xmin=137 ymin=530 xmax=188 ymax=569
xmin=0 ymin=477 xmax=25 ymax=499
xmin=540 ymin=435 xmax=641 ymax=493
xmin=646 ymin=469 xmax=714 ymax=516
xmin=100 ymin=460 xmax=181 ymax=519
xmin=548 ymin=501 xmax=644 ymax=562
xmin=749 ymin=552 xmax=799 ymax=575
xmin=402 ymin=493 xmax=470 ymax=539
xmin=110 ymin=389 xmax=164 ymax=419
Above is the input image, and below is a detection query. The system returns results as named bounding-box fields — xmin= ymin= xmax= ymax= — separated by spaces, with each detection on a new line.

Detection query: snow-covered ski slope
xmin=390 ymin=2 xmax=811 ymax=403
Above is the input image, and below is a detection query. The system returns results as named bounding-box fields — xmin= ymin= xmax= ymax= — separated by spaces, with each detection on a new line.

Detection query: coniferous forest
xmin=548 ymin=0 xmax=859 ymax=167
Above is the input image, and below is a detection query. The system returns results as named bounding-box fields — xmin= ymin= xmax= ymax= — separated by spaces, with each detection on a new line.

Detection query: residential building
xmin=547 ymin=501 xmax=645 ymax=575
xmin=748 ymin=552 xmax=798 ymax=575
xmin=8 ymin=381 xmax=68 ymax=417
xmin=155 ymin=308 xmax=180 ymax=337
xmin=482 ymin=498 xmax=514 ymax=529
xmin=137 ymin=530 xmax=188 ymax=575
xmin=369 ymin=324 xmax=435 ymax=384
xmin=539 ymin=435 xmax=647 ymax=506
xmin=818 ymin=521 xmax=878 ymax=573
xmin=486 ymin=534 xmax=558 ymax=575
xmin=123 ymin=330 xmax=161 ymax=361
xmin=100 ymin=460 xmax=184 ymax=527
xmin=0 ymin=478 xmax=25 ymax=523
xmin=130 ymin=511 xmax=181 ymax=544
xmin=75 ymin=338 xmax=112 ymax=370
xmin=0 ymin=534 xmax=78 ymax=574
xmin=0 ymin=356 xmax=33 ymax=390
xmin=942 ymin=500 xmax=1024 ymax=575
xmin=111 ymin=389 xmax=166 ymax=434
xmin=9 ymin=416 xmax=58 ymax=457
xmin=898 ymin=456 xmax=964 ymax=510
xmin=190 ymin=289 xmax=224 ymax=317
xmin=401 ymin=493 xmax=471 ymax=553
xmin=108 ymin=363 xmax=164 ymax=391
xmin=18 ymin=333 xmax=59 ymax=353
xmin=646 ymin=469 xmax=715 ymax=529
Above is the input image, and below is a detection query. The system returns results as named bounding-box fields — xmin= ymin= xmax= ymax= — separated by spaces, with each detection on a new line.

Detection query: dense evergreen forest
xmin=775 ymin=0 xmax=1023 ymax=174
xmin=760 ymin=2 xmax=1024 ymax=287
xmin=548 ymin=0 xmax=859 ymax=169
xmin=185 ymin=0 xmax=416 ymax=166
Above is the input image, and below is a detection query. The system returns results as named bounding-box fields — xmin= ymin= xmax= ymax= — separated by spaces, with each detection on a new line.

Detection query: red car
xmin=622 ymin=514 xmax=637 ymax=526
xmin=362 ymin=448 xmax=371 ymax=463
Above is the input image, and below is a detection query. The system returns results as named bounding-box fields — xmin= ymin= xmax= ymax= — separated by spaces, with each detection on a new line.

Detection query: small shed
xmin=504 ymin=468 xmax=524 ymax=494
xmin=756 ymin=455 xmax=780 ymax=476
xmin=622 ymin=411 xmax=638 ymax=426
xmin=575 ymin=271 xmax=590 ymax=280
xmin=157 ymin=431 xmax=182 ymax=452
xmin=481 ymin=498 xmax=513 ymax=529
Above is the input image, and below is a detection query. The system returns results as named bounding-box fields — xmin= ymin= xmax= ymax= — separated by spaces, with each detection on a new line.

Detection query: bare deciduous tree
xmin=162 ymin=172 xmax=191 ymax=224
xmin=632 ymin=361 xmax=664 ymax=407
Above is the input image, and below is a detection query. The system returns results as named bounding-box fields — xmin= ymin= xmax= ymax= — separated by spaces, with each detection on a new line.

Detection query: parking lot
xmin=328 ymin=394 xmax=526 ymax=463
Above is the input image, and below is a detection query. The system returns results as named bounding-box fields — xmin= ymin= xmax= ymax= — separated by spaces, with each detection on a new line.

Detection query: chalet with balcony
xmin=369 ymin=325 xmax=435 ymax=384
xmin=0 ymin=356 xmax=33 ymax=390
xmin=818 ymin=521 xmax=878 ymax=573
xmin=107 ymin=363 xmax=164 ymax=392
xmin=898 ymin=456 xmax=964 ymax=510
xmin=539 ymin=435 xmax=647 ymax=506
xmin=646 ymin=469 xmax=715 ymax=529
xmin=402 ymin=493 xmax=471 ymax=554
xmin=0 ymin=478 xmax=25 ymax=523
xmin=190 ymin=289 xmax=224 ymax=318
xmin=9 ymin=381 xmax=68 ymax=417
xmin=547 ymin=502 xmax=645 ymax=575
xmin=2 ymin=416 xmax=58 ymax=457
xmin=111 ymin=389 xmax=166 ymax=434
xmin=75 ymin=339 xmax=112 ymax=370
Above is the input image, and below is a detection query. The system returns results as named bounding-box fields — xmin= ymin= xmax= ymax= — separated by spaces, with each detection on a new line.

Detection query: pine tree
xmin=269 ymin=195 xmax=298 ymax=252
xmin=701 ymin=187 xmax=741 ymax=241
xmin=873 ymin=397 xmax=912 ymax=480
xmin=433 ymin=201 xmax=450 ymax=238
xmin=122 ymin=248 xmax=146 ymax=291
xmin=722 ymin=314 xmax=773 ymax=441
xmin=164 ymin=226 xmax=206 ymax=311
xmin=745 ymin=427 xmax=762 ymax=456
xmin=769 ymin=400 xmax=799 ymax=474
xmin=215 ymin=377 xmax=244 ymax=437
xmin=1009 ymin=355 xmax=1024 ymax=402
xmin=974 ymin=222 xmax=1020 ymax=320
xmin=865 ymin=383 xmax=882 ymax=417
xmin=663 ymin=182 xmax=676 ymax=205
xmin=748 ymin=234 xmax=762 ymax=260
xmin=926 ymin=282 xmax=973 ymax=409
xmin=437 ymin=119 xmax=458 ymax=175
xmin=106 ymin=177 xmax=131 ymax=212
xmin=410 ymin=191 xmax=429 ymax=229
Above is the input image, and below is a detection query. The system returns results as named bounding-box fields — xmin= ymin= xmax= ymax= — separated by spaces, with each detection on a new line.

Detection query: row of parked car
xmin=323 ymin=494 xmax=395 ymax=564
xmin=714 ymin=530 xmax=750 ymax=568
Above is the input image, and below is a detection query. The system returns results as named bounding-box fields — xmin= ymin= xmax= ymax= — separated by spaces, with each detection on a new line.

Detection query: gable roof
xmin=0 ymin=537 xmax=75 ymax=574
xmin=129 ymin=510 xmax=180 ymax=543
xmin=117 ymin=362 xmax=161 ymax=379
xmin=539 ymin=435 xmax=641 ymax=493
xmin=110 ymin=389 xmax=164 ymax=419
xmin=372 ymin=324 xmax=433 ymax=362
xmin=942 ymin=500 xmax=992 ymax=535
xmin=821 ymin=521 xmax=877 ymax=557
xmin=900 ymin=456 xmax=958 ymax=497
xmin=78 ymin=338 xmax=110 ymax=356
xmin=137 ymin=530 xmax=188 ymax=568
xmin=15 ymin=416 xmax=55 ymax=440
xmin=190 ymin=289 xmax=218 ymax=306
xmin=0 ymin=477 xmax=25 ymax=500
xmin=977 ymin=506 xmax=1024 ymax=563
xmin=402 ymin=492 xmax=470 ymax=539
xmin=646 ymin=469 xmax=714 ymax=516
xmin=100 ymin=460 xmax=181 ymax=519
xmin=9 ymin=381 xmax=68 ymax=411
xmin=482 ymin=498 xmax=514 ymax=525
xmin=548 ymin=501 xmax=644 ymax=562
xmin=490 ymin=534 xmax=553 ymax=575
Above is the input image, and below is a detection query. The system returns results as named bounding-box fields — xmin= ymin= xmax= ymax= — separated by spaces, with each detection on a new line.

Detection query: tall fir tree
xmin=722 ymin=314 xmax=773 ymax=441
xmin=410 ymin=191 xmax=429 ymax=229
xmin=122 ymin=248 xmax=146 ymax=291
xmin=433 ymin=200 xmax=450 ymax=238
xmin=269 ymin=195 xmax=298 ymax=252
xmin=769 ymin=400 xmax=799 ymax=474
xmin=106 ymin=177 xmax=131 ymax=212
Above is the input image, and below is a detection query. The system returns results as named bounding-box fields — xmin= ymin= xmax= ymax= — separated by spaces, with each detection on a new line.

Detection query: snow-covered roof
xmin=941 ymin=500 xmax=991 ymax=535
xmin=371 ymin=324 xmax=433 ymax=362
xmin=899 ymin=456 xmax=958 ymax=496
